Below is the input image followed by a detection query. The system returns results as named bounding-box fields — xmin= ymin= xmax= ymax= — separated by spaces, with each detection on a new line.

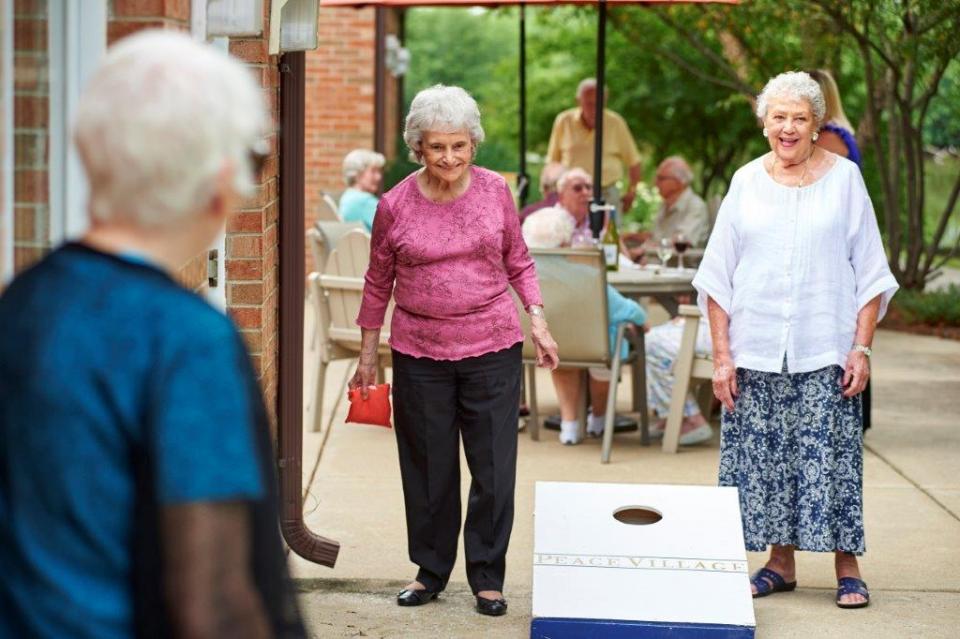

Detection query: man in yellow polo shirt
xmin=546 ymin=78 xmax=642 ymax=216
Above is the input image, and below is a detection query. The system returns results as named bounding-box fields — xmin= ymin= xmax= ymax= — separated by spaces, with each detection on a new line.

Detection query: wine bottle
xmin=601 ymin=209 xmax=620 ymax=272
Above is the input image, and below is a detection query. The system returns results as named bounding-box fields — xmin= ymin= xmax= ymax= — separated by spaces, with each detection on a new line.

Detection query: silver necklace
xmin=775 ymin=149 xmax=814 ymax=187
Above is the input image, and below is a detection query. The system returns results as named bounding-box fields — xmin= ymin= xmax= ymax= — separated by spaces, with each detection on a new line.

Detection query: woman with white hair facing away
xmin=350 ymin=84 xmax=558 ymax=617
xmin=339 ymin=148 xmax=385 ymax=231
xmin=522 ymin=202 xmax=648 ymax=445
xmin=0 ymin=31 xmax=305 ymax=638
xmin=694 ymin=71 xmax=898 ymax=610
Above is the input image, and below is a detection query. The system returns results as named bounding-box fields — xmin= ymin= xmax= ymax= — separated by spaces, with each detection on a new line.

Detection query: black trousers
xmin=391 ymin=343 xmax=521 ymax=594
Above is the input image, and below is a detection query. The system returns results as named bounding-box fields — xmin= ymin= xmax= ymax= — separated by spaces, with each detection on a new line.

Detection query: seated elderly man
xmin=530 ymin=167 xmax=596 ymax=247
xmin=339 ymin=148 xmax=385 ymax=231
xmin=651 ymin=156 xmax=709 ymax=246
xmin=519 ymin=162 xmax=566 ymax=223
xmin=523 ymin=202 xmax=648 ymax=445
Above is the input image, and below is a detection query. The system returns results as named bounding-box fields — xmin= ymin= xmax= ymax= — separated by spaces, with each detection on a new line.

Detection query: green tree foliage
xmin=396 ymin=1 xmax=960 ymax=288
xmin=400 ymin=9 xmax=520 ymax=175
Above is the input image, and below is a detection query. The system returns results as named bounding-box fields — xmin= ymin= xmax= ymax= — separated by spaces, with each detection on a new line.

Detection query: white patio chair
xmin=318 ymin=190 xmax=341 ymax=221
xmin=308 ymin=229 xmax=392 ymax=432
xmin=309 ymin=221 xmax=365 ymax=272
xmin=663 ymin=304 xmax=714 ymax=453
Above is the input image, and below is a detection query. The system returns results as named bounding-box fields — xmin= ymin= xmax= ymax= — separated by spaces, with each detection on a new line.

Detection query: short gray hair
xmin=755 ymin=71 xmax=826 ymax=124
xmin=576 ymin=77 xmax=607 ymax=100
xmin=342 ymin=149 xmax=385 ymax=186
xmin=539 ymin=162 xmax=566 ymax=194
xmin=659 ymin=156 xmax=694 ymax=185
xmin=403 ymin=84 xmax=485 ymax=160
xmin=556 ymin=167 xmax=591 ymax=194
xmin=74 ymin=30 xmax=268 ymax=228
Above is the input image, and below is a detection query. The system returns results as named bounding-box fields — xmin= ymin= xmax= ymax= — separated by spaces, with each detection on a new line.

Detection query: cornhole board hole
xmin=531 ymin=481 xmax=755 ymax=638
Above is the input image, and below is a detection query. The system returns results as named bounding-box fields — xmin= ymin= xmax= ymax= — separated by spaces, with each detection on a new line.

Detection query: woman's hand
xmin=712 ymin=353 xmax=738 ymax=412
xmin=348 ymin=354 xmax=378 ymax=399
xmin=842 ymin=350 xmax=870 ymax=398
xmin=349 ymin=328 xmax=382 ymax=399
xmin=530 ymin=316 xmax=559 ymax=370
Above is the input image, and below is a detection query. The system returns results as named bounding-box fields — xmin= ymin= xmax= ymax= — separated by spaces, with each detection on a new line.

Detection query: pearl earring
xmin=762 ymin=127 xmax=768 ymax=137
xmin=812 ymin=131 xmax=819 ymax=141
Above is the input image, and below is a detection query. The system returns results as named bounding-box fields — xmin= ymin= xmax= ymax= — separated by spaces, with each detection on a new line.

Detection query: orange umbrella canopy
xmin=322 ymin=0 xmax=735 ymax=6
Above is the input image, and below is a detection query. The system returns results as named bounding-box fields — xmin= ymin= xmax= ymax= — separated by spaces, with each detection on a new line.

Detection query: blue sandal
xmin=836 ymin=577 xmax=870 ymax=609
xmin=750 ymin=567 xmax=797 ymax=599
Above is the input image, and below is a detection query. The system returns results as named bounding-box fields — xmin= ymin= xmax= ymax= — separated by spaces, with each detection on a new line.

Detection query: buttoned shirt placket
xmin=780 ymin=193 xmax=801 ymax=372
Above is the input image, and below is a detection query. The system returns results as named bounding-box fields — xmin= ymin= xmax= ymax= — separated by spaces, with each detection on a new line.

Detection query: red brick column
xmin=108 ymin=0 xmax=190 ymax=41
xmin=304 ymin=8 xmax=376 ymax=254
xmin=226 ymin=21 xmax=281 ymax=426
xmin=12 ymin=0 xmax=50 ymax=274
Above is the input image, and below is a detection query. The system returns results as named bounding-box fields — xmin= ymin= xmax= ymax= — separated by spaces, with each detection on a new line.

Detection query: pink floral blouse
xmin=356 ymin=166 xmax=543 ymax=361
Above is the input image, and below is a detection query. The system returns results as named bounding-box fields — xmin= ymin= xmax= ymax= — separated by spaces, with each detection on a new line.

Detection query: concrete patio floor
xmin=291 ymin=324 xmax=960 ymax=638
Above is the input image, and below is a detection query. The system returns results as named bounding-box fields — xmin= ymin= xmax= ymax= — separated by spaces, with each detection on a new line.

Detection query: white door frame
xmin=1 ymin=0 xmax=14 ymax=283
xmin=193 ymin=0 xmax=229 ymax=311
xmin=47 ymin=0 xmax=107 ymax=244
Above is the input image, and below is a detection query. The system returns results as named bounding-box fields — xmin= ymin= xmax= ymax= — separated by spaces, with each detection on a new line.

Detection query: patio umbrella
xmin=321 ymin=0 xmax=737 ymax=233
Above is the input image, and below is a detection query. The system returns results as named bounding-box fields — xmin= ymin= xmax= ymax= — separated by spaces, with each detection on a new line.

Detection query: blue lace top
xmin=823 ymin=122 xmax=862 ymax=168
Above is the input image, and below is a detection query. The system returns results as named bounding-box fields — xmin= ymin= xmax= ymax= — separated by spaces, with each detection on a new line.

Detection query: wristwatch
xmin=527 ymin=305 xmax=546 ymax=320
xmin=853 ymin=344 xmax=872 ymax=357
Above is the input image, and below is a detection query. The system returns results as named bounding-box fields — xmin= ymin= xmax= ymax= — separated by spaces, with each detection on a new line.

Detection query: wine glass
xmin=673 ymin=233 xmax=690 ymax=271
xmin=657 ymin=238 xmax=674 ymax=267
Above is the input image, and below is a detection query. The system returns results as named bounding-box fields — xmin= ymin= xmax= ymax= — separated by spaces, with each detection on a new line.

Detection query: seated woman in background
xmin=645 ymin=316 xmax=714 ymax=445
xmin=522 ymin=203 xmax=648 ymax=445
xmin=808 ymin=69 xmax=861 ymax=168
xmin=339 ymin=149 xmax=385 ymax=231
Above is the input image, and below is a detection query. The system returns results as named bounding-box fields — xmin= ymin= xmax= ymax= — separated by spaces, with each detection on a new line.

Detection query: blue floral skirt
xmin=718 ymin=361 xmax=865 ymax=554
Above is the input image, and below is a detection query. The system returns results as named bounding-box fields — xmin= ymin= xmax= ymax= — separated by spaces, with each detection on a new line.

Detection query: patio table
xmin=607 ymin=265 xmax=696 ymax=316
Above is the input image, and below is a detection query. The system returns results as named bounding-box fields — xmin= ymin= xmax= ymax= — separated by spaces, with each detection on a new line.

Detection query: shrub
xmin=892 ymin=284 xmax=960 ymax=327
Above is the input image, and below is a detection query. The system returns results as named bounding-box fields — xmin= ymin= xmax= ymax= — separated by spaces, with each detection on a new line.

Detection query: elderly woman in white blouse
xmin=693 ymin=71 xmax=898 ymax=610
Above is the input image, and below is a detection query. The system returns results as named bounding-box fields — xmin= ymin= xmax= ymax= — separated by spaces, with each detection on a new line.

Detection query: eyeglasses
xmin=248 ymin=140 xmax=270 ymax=177
xmin=570 ymin=182 xmax=592 ymax=193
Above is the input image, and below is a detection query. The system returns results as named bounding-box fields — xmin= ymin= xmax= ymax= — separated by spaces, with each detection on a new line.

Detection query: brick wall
xmin=108 ymin=0 xmax=189 ymax=42
xmin=303 ymin=8 xmax=401 ymax=276
xmin=305 ymin=6 xmax=377 ymax=246
xmin=227 ymin=28 xmax=281 ymax=426
xmin=8 ymin=2 xmax=286 ymax=424
xmin=12 ymin=0 xmax=49 ymax=275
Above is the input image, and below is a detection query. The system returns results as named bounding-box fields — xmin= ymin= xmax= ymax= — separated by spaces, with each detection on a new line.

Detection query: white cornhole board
xmin=532 ymin=481 xmax=755 ymax=638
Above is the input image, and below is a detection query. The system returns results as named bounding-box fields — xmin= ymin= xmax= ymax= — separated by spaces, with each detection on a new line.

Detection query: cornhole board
xmin=531 ymin=482 xmax=755 ymax=638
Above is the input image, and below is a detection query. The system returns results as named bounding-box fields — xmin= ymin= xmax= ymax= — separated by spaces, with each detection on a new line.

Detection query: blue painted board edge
xmin=531 ymin=617 xmax=755 ymax=638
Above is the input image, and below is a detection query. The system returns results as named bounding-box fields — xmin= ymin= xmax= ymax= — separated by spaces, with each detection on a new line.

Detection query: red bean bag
xmin=346 ymin=383 xmax=392 ymax=428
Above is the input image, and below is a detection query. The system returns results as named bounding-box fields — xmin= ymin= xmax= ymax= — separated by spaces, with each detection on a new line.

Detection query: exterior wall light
xmin=269 ymin=0 xmax=320 ymax=54
xmin=206 ymin=0 xmax=265 ymax=37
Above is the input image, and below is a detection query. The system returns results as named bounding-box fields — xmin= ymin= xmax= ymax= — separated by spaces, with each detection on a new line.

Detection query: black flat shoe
xmin=396 ymin=587 xmax=439 ymax=607
xmin=475 ymin=596 xmax=508 ymax=616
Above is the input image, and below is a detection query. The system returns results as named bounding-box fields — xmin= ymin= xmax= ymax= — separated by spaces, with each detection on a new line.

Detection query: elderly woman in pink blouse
xmin=694 ymin=72 xmax=898 ymax=610
xmin=350 ymin=85 xmax=558 ymax=617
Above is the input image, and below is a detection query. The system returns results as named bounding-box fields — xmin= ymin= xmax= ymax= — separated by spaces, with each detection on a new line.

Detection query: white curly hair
xmin=74 ymin=30 xmax=268 ymax=228
xmin=522 ymin=206 xmax=574 ymax=249
xmin=403 ymin=84 xmax=485 ymax=162
xmin=755 ymin=71 xmax=826 ymax=124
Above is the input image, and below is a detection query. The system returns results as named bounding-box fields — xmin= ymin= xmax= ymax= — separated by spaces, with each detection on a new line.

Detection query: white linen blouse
xmin=693 ymin=155 xmax=899 ymax=374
